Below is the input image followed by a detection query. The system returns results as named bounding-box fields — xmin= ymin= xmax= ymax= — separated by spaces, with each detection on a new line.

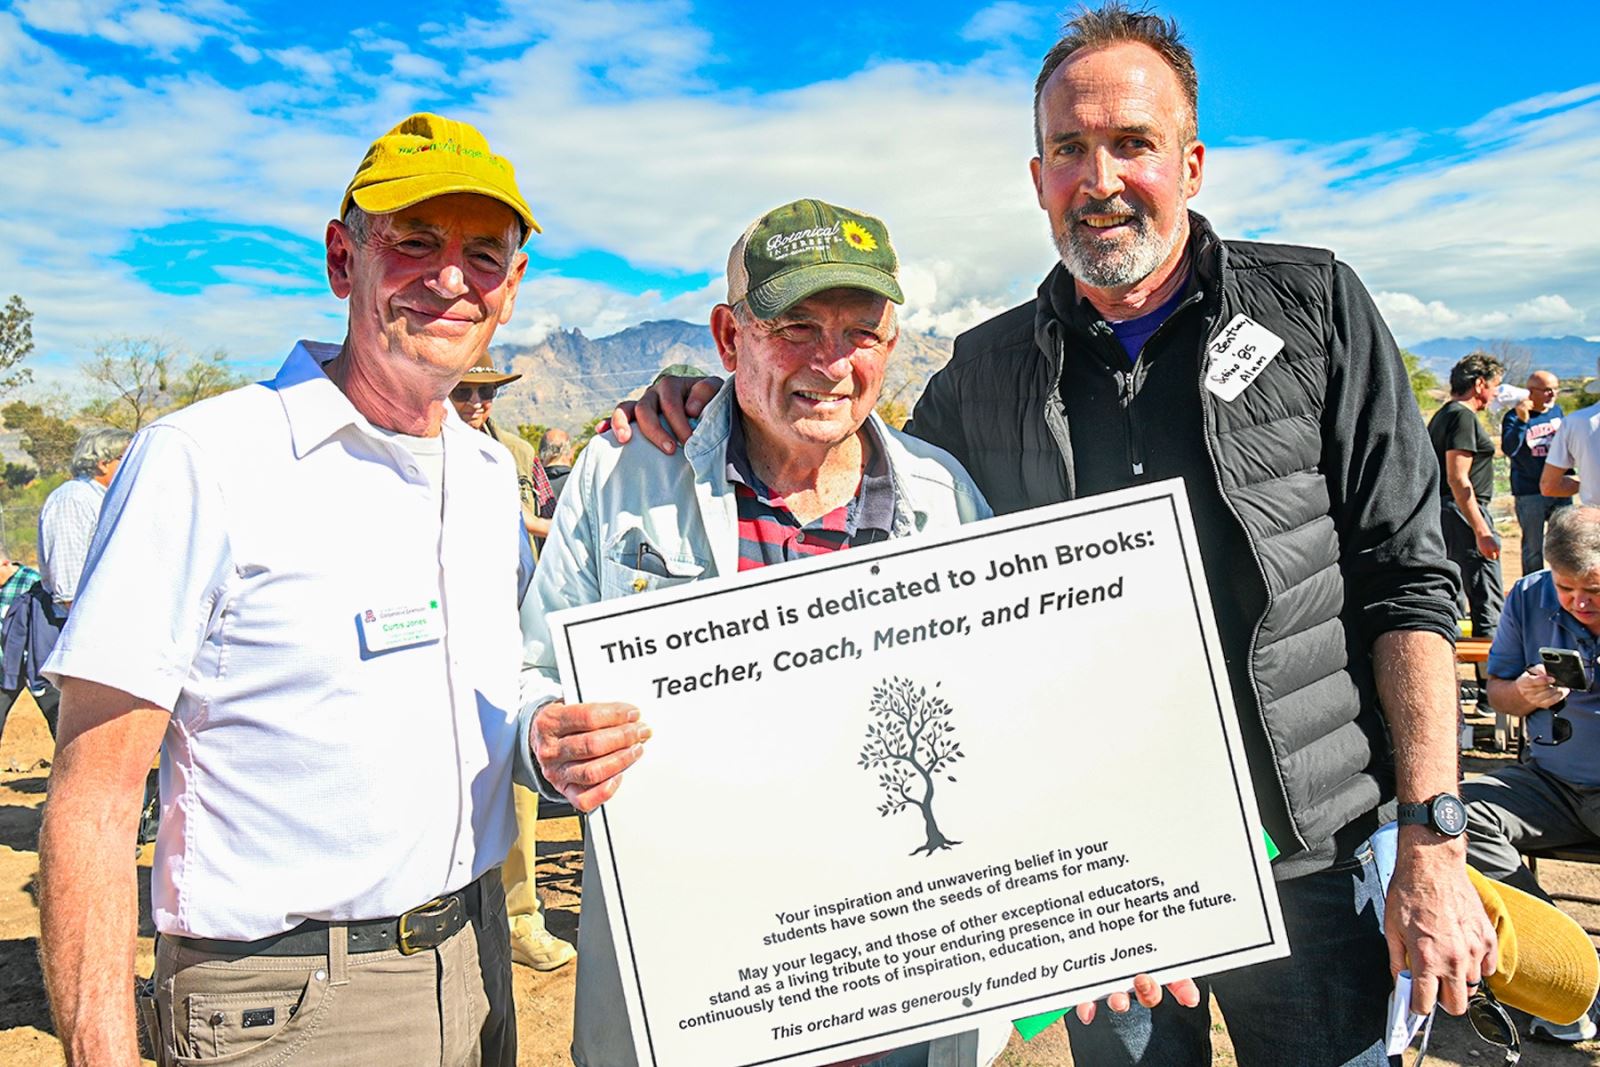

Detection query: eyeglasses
xmin=451 ymin=384 xmax=498 ymax=403
xmin=1415 ymin=987 xmax=1521 ymax=1066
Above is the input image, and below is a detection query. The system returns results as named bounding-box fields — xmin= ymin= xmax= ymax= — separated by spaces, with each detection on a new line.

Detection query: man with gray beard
xmin=902 ymin=6 xmax=1494 ymax=1064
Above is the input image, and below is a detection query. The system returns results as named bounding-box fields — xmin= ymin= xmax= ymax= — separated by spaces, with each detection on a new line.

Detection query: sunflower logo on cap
xmin=841 ymin=220 xmax=878 ymax=253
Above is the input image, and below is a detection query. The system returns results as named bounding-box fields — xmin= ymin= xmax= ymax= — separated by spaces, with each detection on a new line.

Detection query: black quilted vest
xmin=909 ymin=216 xmax=1400 ymax=869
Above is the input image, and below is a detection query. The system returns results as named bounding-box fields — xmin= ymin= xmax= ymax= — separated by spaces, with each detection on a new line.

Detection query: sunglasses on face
xmin=451 ymin=384 xmax=498 ymax=403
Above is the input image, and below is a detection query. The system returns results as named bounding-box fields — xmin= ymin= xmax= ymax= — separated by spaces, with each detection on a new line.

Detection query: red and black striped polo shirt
xmin=724 ymin=412 xmax=896 ymax=571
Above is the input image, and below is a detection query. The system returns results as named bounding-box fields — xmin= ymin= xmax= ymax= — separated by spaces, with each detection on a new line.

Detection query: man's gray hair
xmin=1545 ymin=506 xmax=1600 ymax=576
xmin=538 ymin=429 xmax=572 ymax=466
xmin=342 ymin=203 xmax=374 ymax=246
xmin=71 ymin=427 xmax=134 ymax=478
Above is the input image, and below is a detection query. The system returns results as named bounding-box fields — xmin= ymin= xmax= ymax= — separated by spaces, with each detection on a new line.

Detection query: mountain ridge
xmin=486 ymin=321 xmax=1600 ymax=434
xmin=487 ymin=318 xmax=953 ymax=433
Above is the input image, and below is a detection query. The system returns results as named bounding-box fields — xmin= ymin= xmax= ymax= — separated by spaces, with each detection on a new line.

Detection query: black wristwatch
xmin=1396 ymin=793 xmax=1468 ymax=838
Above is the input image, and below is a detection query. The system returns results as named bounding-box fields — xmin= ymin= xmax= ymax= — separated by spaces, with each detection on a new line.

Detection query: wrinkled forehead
xmin=373 ymin=194 xmax=523 ymax=246
xmin=763 ymin=288 xmax=895 ymax=326
xmin=1043 ymin=42 xmax=1190 ymax=125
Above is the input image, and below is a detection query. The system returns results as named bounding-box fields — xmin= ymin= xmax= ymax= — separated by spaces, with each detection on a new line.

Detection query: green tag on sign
xmin=1012 ymin=1008 xmax=1067 ymax=1041
xmin=1010 ymin=829 xmax=1282 ymax=1040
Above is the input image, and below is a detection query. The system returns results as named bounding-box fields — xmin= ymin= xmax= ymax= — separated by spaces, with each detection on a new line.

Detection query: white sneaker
xmin=1529 ymin=1013 xmax=1598 ymax=1042
xmin=509 ymin=915 xmax=576 ymax=972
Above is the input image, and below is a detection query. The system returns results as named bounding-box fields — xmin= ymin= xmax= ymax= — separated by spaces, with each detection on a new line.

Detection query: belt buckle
xmin=397 ymin=896 xmax=459 ymax=956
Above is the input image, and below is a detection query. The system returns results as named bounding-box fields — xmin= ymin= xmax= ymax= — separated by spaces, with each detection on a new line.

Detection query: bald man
xmin=1503 ymin=369 xmax=1569 ymax=573
xmin=538 ymin=427 xmax=574 ymax=501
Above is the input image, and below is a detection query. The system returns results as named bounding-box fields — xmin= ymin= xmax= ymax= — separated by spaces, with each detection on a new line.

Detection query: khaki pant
xmin=152 ymin=920 xmax=491 ymax=1066
xmin=501 ymin=784 xmax=553 ymax=932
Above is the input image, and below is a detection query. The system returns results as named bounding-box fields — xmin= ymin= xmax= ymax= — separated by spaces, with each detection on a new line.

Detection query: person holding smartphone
xmin=1466 ymin=503 xmax=1600 ymax=1040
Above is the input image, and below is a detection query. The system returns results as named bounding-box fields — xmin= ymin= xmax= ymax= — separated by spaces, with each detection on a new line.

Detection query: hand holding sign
xmin=531 ymin=699 xmax=652 ymax=811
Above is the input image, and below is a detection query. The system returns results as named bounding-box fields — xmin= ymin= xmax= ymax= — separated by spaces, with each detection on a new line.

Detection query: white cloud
xmin=961 ymin=2 xmax=1046 ymax=44
xmin=1192 ymin=99 xmax=1600 ymax=343
xmin=265 ymin=46 xmax=345 ymax=84
xmin=1458 ymin=82 xmax=1600 ymax=143
xmin=13 ymin=0 xmax=241 ymax=57
xmin=1374 ymin=292 xmax=1586 ymax=344
xmin=2 ymin=0 xmax=1597 ymax=378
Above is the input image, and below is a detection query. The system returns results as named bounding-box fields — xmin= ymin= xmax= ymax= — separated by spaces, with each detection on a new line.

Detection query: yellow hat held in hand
xmin=1469 ymin=866 xmax=1599 ymax=1025
xmin=340 ymin=113 xmax=540 ymax=240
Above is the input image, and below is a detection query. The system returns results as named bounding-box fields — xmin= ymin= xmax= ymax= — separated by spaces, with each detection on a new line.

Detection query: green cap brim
xmin=745 ymin=262 xmax=904 ymax=319
xmin=348 ymin=176 xmax=541 ymax=241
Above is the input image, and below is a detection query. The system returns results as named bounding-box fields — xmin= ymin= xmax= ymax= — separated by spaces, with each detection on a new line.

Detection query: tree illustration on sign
xmin=858 ymin=676 xmax=963 ymax=856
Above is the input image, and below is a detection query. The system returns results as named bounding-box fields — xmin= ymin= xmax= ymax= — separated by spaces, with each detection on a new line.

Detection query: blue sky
xmin=3 ymin=0 xmax=1598 ymax=389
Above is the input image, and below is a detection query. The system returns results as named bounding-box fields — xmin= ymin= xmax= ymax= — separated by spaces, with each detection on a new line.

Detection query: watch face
xmin=1433 ymin=795 xmax=1468 ymax=836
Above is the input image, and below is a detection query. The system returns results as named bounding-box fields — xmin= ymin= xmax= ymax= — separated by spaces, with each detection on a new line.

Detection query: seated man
xmin=517 ymin=199 xmax=1001 ymax=1066
xmin=1465 ymin=503 xmax=1600 ymax=1041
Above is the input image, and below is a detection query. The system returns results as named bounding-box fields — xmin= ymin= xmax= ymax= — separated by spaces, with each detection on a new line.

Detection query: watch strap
xmin=1395 ymin=800 xmax=1430 ymax=825
xmin=1396 ymin=794 xmax=1467 ymax=837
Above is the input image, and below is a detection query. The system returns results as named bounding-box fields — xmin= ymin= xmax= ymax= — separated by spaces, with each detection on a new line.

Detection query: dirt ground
xmin=3 ymin=526 xmax=1599 ymax=1066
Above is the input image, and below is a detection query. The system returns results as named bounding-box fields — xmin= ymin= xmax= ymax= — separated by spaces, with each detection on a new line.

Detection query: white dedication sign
xmin=549 ymin=479 xmax=1287 ymax=1067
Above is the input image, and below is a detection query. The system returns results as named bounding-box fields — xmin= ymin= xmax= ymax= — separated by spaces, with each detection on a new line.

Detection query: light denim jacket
xmin=514 ymin=380 xmax=1000 ymax=1067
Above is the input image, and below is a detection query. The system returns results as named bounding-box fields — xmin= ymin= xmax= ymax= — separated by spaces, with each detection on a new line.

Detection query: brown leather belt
xmin=169 ymin=878 xmax=481 ymax=958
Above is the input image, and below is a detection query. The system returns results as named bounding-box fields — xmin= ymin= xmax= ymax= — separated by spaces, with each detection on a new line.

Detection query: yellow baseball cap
xmin=1469 ymin=866 xmax=1599 ymax=1025
xmin=340 ymin=113 xmax=540 ymax=241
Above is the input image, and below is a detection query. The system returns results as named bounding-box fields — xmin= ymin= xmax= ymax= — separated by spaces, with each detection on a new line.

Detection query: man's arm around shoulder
xmin=39 ymin=679 xmax=169 ymax=1067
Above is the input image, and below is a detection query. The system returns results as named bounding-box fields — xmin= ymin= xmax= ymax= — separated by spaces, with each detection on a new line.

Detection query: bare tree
xmin=1488 ymin=340 xmax=1534 ymax=387
xmin=170 ymin=349 xmax=248 ymax=409
xmin=859 ymin=676 xmax=964 ymax=855
xmin=82 ymin=337 xmax=175 ymax=430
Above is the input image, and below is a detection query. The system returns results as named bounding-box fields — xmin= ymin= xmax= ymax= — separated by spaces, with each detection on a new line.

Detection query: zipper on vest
xmin=1090 ymin=321 xmax=1148 ymax=477
xmin=1041 ymin=320 xmax=1078 ymax=499
xmin=1194 ymin=309 xmax=1303 ymax=859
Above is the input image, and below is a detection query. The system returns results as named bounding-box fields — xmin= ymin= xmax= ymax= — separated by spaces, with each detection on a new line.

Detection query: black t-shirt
xmin=1428 ymin=400 xmax=1494 ymax=504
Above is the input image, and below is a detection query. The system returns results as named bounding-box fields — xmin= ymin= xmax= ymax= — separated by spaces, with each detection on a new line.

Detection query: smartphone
xmin=1539 ymin=647 xmax=1590 ymax=691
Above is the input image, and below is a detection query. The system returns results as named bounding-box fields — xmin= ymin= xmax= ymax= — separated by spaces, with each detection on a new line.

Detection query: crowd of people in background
xmin=1424 ymin=349 xmax=1600 ymax=1041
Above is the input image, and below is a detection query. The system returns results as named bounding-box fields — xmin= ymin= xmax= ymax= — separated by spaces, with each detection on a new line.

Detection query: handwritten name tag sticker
xmin=1203 ymin=313 xmax=1285 ymax=402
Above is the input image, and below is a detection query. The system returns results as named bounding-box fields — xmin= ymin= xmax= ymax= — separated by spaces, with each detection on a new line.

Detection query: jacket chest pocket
xmin=600 ymin=527 xmax=707 ymax=599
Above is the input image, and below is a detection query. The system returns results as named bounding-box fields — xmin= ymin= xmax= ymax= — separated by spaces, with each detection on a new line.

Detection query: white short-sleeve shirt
xmin=46 ymin=342 xmax=525 ymax=940
xmin=1545 ymin=401 xmax=1600 ymax=506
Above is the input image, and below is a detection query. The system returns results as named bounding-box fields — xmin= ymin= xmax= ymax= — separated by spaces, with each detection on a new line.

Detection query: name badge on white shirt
xmin=359 ymin=600 xmax=445 ymax=653
xmin=1203 ymin=313 xmax=1285 ymax=402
